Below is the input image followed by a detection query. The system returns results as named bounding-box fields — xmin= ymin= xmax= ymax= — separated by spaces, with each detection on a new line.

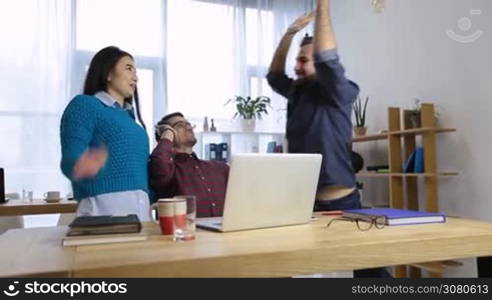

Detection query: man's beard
xmin=293 ymin=74 xmax=317 ymax=87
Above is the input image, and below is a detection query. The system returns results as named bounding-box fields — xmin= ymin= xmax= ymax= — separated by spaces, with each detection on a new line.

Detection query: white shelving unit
xmin=195 ymin=131 xmax=285 ymax=161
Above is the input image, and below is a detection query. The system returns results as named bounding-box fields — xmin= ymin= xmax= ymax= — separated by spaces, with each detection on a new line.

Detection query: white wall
xmin=329 ymin=0 xmax=491 ymax=276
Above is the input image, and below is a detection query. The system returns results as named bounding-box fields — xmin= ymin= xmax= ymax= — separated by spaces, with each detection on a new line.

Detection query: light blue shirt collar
xmin=94 ymin=91 xmax=136 ymax=119
xmin=94 ymin=91 xmax=133 ymax=110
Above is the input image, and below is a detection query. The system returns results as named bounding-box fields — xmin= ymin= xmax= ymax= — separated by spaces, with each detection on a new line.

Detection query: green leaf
xmin=225 ymin=95 xmax=271 ymax=119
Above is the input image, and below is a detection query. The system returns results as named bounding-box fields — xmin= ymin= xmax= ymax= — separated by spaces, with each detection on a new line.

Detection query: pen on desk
xmin=322 ymin=210 xmax=343 ymax=216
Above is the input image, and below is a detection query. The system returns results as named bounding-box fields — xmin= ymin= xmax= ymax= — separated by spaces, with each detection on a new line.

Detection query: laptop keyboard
xmin=197 ymin=218 xmax=222 ymax=227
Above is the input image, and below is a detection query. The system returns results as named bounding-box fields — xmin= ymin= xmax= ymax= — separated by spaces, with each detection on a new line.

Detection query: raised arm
xmin=149 ymin=126 xmax=179 ymax=192
xmin=269 ymin=11 xmax=315 ymax=73
xmin=313 ymin=0 xmax=359 ymax=107
xmin=313 ymin=0 xmax=336 ymax=52
xmin=267 ymin=12 xmax=314 ymax=98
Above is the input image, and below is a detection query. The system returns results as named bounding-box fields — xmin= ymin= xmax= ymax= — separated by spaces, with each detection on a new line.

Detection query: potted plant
xmin=408 ymin=99 xmax=439 ymax=128
xmin=353 ymin=96 xmax=369 ymax=136
xmin=225 ymin=96 xmax=272 ymax=132
xmin=408 ymin=99 xmax=422 ymax=128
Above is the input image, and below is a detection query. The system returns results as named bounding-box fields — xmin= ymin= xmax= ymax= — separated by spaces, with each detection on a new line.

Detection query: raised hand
xmin=287 ymin=11 xmax=315 ymax=35
xmin=73 ymin=146 xmax=108 ymax=180
xmin=156 ymin=124 xmax=177 ymax=142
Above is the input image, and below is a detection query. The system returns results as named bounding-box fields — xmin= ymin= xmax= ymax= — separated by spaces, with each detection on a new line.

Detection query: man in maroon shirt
xmin=149 ymin=112 xmax=229 ymax=217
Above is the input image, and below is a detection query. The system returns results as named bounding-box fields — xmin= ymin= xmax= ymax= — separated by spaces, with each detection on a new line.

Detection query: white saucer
xmin=43 ymin=198 xmax=62 ymax=203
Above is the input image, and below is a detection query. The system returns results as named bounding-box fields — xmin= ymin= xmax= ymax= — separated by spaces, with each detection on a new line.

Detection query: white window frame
xmin=71 ymin=0 xmax=168 ymax=146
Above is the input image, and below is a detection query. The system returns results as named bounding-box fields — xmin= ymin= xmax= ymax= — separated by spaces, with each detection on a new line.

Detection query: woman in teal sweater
xmin=60 ymin=46 xmax=150 ymax=221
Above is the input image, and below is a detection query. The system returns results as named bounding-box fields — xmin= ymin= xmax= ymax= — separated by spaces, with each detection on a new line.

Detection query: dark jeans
xmin=314 ymin=189 xmax=392 ymax=278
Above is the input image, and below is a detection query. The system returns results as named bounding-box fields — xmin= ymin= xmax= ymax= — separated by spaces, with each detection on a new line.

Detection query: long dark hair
xmin=83 ymin=46 xmax=146 ymax=130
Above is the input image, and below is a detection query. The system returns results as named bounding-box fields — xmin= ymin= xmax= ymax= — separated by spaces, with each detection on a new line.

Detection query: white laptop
xmin=196 ymin=153 xmax=322 ymax=232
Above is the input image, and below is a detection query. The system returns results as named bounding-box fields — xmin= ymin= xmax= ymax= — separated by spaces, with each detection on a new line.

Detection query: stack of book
xmin=207 ymin=143 xmax=228 ymax=161
xmin=366 ymin=165 xmax=389 ymax=173
xmin=266 ymin=141 xmax=283 ymax=153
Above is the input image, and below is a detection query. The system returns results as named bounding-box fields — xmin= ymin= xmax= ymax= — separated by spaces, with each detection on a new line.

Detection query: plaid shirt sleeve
xmin=149 ymin=139 xmax=177 ymax=194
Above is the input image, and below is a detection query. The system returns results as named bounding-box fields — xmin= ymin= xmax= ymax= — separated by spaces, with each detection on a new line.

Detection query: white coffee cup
xmin=43 ymin=191 xmax=61 ymax=200
xmin=149 ymin=198 xmax=183 ymax=235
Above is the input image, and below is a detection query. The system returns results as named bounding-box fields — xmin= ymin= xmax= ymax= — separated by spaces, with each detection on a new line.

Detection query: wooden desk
xmin=0 ymin=199 xmax=78 ymax=216
xmin=1 ymin=215 xmax=492 ymax=277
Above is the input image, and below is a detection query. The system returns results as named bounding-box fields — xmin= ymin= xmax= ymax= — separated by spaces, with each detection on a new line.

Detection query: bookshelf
xmin=352 ymin=127 xmax=456 ymax=142
xmin=353 ymin=103 xmax=458 ymax=278
xmin=353 ymin=103 xmax=457 ymax=210
xmin=194 ymin=131 xmax=285 ymax=161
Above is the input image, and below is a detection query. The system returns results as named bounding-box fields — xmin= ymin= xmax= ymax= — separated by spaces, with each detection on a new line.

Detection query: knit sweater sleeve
xmin=59 ymin=95 xmax=99 ymax=180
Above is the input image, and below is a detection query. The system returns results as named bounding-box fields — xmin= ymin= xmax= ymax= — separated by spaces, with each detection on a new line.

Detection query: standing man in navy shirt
xmin=267 ymin=0 xmax=360 ymax=212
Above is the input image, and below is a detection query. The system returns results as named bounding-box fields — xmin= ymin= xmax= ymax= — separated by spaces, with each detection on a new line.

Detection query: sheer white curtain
xmin=166 ymin=0 xmax=315 ymax=132
xmin=0 ymin=0 xmax=73 ymax=228
xmin=0 ymin=0 xmax=73 ymax=200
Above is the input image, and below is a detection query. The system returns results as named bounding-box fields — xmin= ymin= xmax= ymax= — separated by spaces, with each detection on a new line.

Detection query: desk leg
xmin=409 ymin=266 xmax=422 ymax=278
xmin=428 ymin=271 xmax=442 ymax=278
xmin=394 ymin=265 xmax=407 ymax=277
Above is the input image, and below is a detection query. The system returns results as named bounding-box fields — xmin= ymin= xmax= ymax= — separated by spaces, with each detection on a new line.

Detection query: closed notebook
xmin=404 ymin=148 xmax=424 ymax=173
xmin=403 ymin=151 xmax=416 ymax=173
xmin=343 ymin=208 xmax=446 ymax=226
xmin=266 ymin=141 xmax=276 ymax=153
xmin=67 ymin=214 xmax=142 ymax=236
xmin=62 ymin=232 xmax=147 ymax=247
xmin=219 ymin=142 xmax=228 ymax=162
xmin=208 ymin=143 xmax=217 ymax=160
xmin=413 ymin=147 xmax=424 ymax=173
